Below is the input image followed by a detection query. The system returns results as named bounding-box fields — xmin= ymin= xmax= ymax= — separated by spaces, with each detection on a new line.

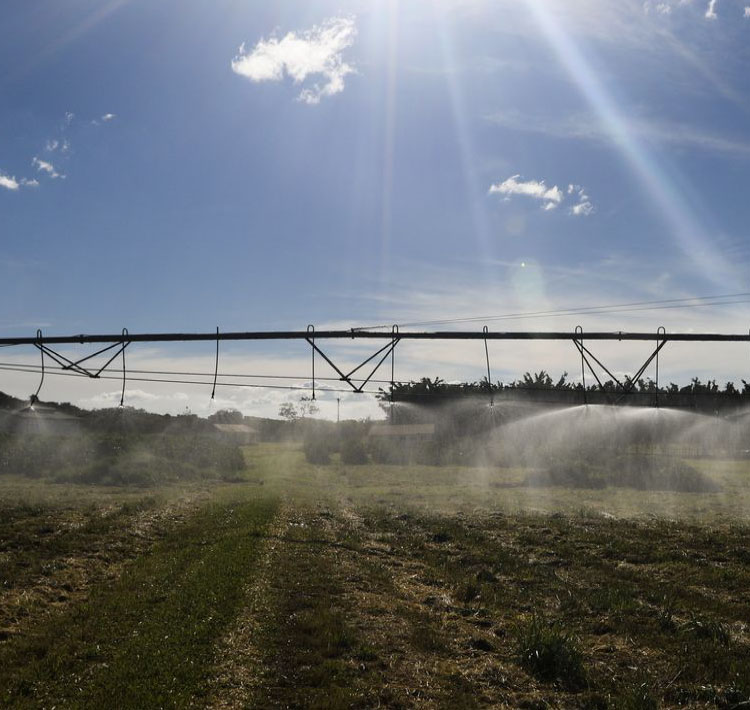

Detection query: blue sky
xmin=2 ymin=0 xmax=750 ymax=418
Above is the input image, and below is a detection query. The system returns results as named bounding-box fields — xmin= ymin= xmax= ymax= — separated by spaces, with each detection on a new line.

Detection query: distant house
xmin=211 ymin=422 xmax=259 ymax=445
xmin=0 ymin=406 xmax=81 ymax=436
xmin=369 ymin=423 xmax=435 ymax=439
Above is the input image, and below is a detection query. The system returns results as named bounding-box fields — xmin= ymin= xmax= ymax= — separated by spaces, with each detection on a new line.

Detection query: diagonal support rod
xmin=572 ymin=337 xmax=669 ymax=404
xmin=93 ymin=341 xmax=130 ymax=378
xmin=33 ymin=341 xmax=131 ymax=379
xmin=358 ymin=338 xmax=399 ymax=393
xmin=305 ymin=337 xmax=400 ymax=393
xmin=573 ymin=339 xmax=613 ymax=403
xmin=614 ymin=339 xmax=668 ymax=404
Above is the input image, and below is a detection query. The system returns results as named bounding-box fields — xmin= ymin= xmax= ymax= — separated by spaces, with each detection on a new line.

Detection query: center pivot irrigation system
xmin=2 ymin=326 xmax=750 ymax=409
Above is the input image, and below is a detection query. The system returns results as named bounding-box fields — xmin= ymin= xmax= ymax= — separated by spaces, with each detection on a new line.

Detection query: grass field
xmin=2 ymin=442 xmax=750 ymax=708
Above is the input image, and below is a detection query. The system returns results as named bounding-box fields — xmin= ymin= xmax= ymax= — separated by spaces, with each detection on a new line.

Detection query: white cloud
xmin=0 ymin=173 xmax=20 ymax=190
xmin=490 ymin=175 xmax=595 ymax=216
xmin=101 ymin=113 xmax=116 ymax=121
xmin=643 ymin=1 xmax=673 ymax=14
xmin=567 ymin=184 xmax=595 ymax=216
xmin=46 ymin=138 xmax=70 ymax=153
xmin=231 ymin=16 xmax=357 ymax=104
xmin=0 ymin=173 xmax=40 ymax=190
xmin=745 ymin=6 xmax=750 ymax=16
xmin=32 ymin=157 xmax=65 ymax=179
xmin=486 ymin=110 xmax=750 ymax=158
xmin=705 ymin=0 xmax=718 ymax=18
xmin=489 ymin=175 xmax=564 ymax=210
xmin=571 ymin=200 xmax=595 ymax=216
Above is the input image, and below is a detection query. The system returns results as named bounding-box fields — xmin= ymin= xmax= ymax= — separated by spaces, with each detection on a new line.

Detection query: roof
xmin=369 ymin=423 xmax=435 ymax=437
xmin=212 ymin=423 xmax=259 ymax=434
xmin=1 ymin=406 xmax=79 ymax=422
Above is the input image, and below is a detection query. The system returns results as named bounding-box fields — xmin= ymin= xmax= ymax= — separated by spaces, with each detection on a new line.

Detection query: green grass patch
xmin=0 ymin=497 xmax=279 ymax=708
xmin=513 ymin=614 xmax=587 ymax=690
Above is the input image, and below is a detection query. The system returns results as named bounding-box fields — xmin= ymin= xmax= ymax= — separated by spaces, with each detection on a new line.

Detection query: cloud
xmin=489 ymin=175 xmax=596 ymax=216
xmin=231 ymin=16 xmax=357 ymax=104
xmin=643 ymin=1 xmax=679 ymax=14
xmin=568 ymin=184 xmax=595 ymax=216
xmin=489 ymin=175 xmax=564 ymax=210
xmin=46 ymin=138 xmax=70 ymax=153
xmin=486 ymin=110 xmax=750 ymax=158
xmin=570 ymin=200 xmax=595 ymax=216
xmin=91 ymin=113 xmax=116 ymax=126
xmin=645 ymin=0 xmax=750 ymax=19
xmin=0 ymin=173 xmax=39 ymax=190
xmin=0 ymin=173 xmax=20 ymax=190
xmin=32 ymin=157 xmax=65 ymax=179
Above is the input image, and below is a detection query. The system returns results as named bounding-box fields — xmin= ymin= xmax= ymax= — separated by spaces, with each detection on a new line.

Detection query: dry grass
xmin=2 ymin=443 xmax=750 ymax=707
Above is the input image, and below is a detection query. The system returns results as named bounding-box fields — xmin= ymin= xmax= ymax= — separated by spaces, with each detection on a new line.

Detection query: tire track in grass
xmin=0 ymin=497 xmax=279 ymax=708
xmin=220 ymin=504 xmax=391 ymax=709
xmin=0 ymin=495 xmax=201 ymax=644
xmin=206 ymin=502 xmax=293 ymax=708
xmin=341 ymin=507 xmax=525 ymax=709
xmin=229 ymin=504 xmax=515 ymax=708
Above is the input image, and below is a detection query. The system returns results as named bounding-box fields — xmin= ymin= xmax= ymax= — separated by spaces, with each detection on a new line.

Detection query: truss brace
xmin=572 ymin=330 xmax=668 ymax=405
xmin=305 ymin=327 xmax=400 ymax=394
xmin=32 ymin=331 xmax=131 ymax=385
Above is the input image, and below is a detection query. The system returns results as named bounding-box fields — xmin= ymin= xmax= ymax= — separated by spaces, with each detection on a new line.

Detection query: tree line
xmin=378 ymin=372 xmax=750 ymax=412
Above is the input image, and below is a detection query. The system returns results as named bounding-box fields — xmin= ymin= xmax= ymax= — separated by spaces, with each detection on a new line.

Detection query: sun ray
xmin=378 ymin=0 xmax=400 ymax=302
xmin=432 ymin=4 xmax=495 ymax=283
xmin=4 ymin=0 xmax=131 ymax=84
xmin=523 ymin=0 xmax=741 ymax=291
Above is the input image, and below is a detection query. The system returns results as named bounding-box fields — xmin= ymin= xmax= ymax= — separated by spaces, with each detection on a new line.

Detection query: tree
xmin=208 ymin=408 xmax=243 ymax=424
xmin=278 ymin=396 xmax=319 ymax=422
xmin=278 ymin=402 xmax=298 ymax=421
xmin=298 ymin=396 xmax=319 ymax=418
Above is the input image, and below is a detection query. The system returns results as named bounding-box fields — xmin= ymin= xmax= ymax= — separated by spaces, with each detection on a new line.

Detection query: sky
xmin=2 ymin=0 xmax=750 ymax=419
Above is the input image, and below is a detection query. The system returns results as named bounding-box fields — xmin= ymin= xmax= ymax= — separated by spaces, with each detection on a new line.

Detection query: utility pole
xmin=336 ymin=397 xmax=340 ymax=423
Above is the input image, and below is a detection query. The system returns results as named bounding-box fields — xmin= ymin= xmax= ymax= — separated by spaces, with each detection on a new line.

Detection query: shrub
xmin=368 ymin=438 xmax=410 ymax=465
xmin=680 ymin=613 xmax=731 ymax=646
xmin=526 ymin=455 xmax=720 ymax=493
xmin=340 ymin=437 xmax=368 ymax=464
xmin=304 ymin=432 xmax=332 ymax=465
xmin=514 ymin=615 xmax=586 ymax=690
xmin=618 ymin=683 xmax=659 ymax=710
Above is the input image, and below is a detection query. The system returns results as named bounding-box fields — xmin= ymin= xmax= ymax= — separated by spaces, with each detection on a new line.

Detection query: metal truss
xmin=572 ymin=326 xmax=668 ymax=406
xmin=25 ymin=328 xmax=131 ymax=406
xmin=2 ymin=325 xmax=748 ymax=405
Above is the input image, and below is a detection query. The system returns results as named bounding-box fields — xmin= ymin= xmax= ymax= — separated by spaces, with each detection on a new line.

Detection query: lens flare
xmin=523 ymin=0 xmax=740 ymax=290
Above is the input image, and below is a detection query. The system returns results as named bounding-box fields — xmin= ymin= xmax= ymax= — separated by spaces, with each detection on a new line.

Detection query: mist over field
xmin=3 ymin=381 xmax=750 ymax=708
